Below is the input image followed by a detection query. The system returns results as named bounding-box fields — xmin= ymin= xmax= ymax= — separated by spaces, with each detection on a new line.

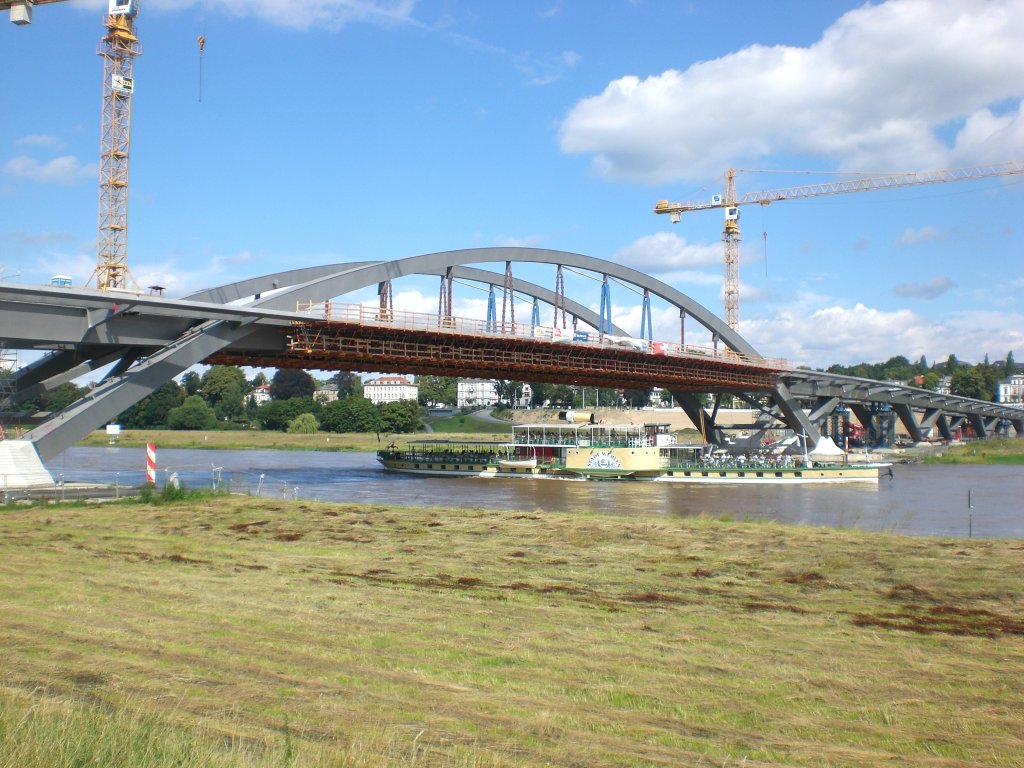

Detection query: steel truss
xmin=210 ymin=321 xmax=783 ymax=392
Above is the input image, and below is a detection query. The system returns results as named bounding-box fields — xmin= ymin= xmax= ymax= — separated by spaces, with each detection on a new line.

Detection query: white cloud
xmin=0 ymin=230 xmax=77 ymax=247
xmin=494 ymin=233 xmax=545 ymax=248
xmin=614 ymin=231 xmax=720 ymax=271
xmin=892 ymin=276 xmax=956 ymax=299
xmin=130 ymin=250 xmax=262 ymax=296
xmin=559 ymin=0 xmax=1024 ymax=183
xmin=15 ymin=134 xmax=64 ymax=149
xmin=896 ymin=225 xmax=943 ymax=246
xmin=740 ymin=300 xmax=1024 ymax=368
xmin=2 ymin=155 xmax=97 ymax=186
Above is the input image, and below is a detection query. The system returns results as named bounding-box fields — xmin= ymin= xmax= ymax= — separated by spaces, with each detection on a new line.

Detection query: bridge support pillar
xmin=671 ymin=391 xmax=725 ymax=446
xmin=934 ymin=413 xmax=954 ymax=441
xmin=808 ymin=396 xmax=840 ymax=424
xmin=893 ymin=402 xmax=924 ymax=444
xmin=771 ymin=380 xmax=824 ymax=451
xmin=24 ymin=319 xmax=253 ymax=463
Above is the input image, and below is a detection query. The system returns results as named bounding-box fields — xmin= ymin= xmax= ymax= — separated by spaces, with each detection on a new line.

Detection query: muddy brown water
xmin=46 ymin=446 xmax=1024 ymax=538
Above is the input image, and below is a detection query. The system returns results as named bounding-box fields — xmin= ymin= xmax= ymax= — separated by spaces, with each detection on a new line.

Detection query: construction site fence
xmin=295 ymin=301 xmax=788 ymax=371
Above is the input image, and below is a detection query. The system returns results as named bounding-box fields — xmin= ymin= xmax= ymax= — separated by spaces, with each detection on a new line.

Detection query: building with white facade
xmin=457 ymin=379 xmax=499 ymax=409
xmin=513 ymin=383 xmax=532 ymax=409
xmin=313 ymin=384 xmax=339 ymax=404
xmin=998 ymin=373 xmax=1024 ymax=406
xmin=248 ymin=384 xmax=271 ymax=406
xmin=363 ymin=375 xmax=418 ymax=405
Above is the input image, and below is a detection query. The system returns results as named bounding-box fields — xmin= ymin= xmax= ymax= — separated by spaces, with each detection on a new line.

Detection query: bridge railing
xmin=295 ymin=301 xmax=788 ymax=371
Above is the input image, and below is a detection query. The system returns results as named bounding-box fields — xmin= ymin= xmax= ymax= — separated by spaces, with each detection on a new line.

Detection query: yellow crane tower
xmin=654 ymin=161 xmax=1024 ymax=332
xmin=92 ymin=0 xmax=141 ymax=291
xmin=5 ymin=0 xmax=141 ymax=291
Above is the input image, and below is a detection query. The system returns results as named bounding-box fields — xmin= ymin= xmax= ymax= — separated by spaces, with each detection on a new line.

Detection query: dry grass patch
xmin=1 ymin=496 xmax=1022 ymax=766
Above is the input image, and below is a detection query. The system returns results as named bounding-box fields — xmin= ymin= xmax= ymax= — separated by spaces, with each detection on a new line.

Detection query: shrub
xmin=286 ymin=413 xmax=320 ymax=434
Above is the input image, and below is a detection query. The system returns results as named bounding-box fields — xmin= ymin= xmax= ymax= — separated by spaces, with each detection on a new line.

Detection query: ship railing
xmin=696 ymin=454 xmax=799 ymax=470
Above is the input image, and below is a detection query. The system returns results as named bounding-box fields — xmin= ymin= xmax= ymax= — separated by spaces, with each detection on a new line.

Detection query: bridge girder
xmin=5 ymin=246 xmax=1022 ymax=462
xmin=13 ymin=249 xmax=762 ymax=460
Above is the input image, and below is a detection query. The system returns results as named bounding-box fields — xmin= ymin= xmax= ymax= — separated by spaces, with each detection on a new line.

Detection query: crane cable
xmin=197 ymin=34 xmax=205 ymax=102
xmin=197 ymin=0 xmax=207 ymax=103
xmin=760 ymin=204 xmax=768 ymax=277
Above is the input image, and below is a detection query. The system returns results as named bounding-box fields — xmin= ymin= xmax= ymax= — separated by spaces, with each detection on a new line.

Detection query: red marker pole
xmin=146 ymin=443 xmax=156 ymax=485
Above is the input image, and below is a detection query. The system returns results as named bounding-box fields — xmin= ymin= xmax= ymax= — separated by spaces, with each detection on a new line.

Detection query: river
xmin=45 ymin=446 xmax=1023 ymax=538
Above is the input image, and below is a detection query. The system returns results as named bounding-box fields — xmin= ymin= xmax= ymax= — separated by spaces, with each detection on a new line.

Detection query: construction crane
xmin=91 ymin=0 xmax=141 ymax=291
xmin=654 ymin=161 xmax=1024 ymax=332
xmin=5 ymin=0 xmax=141 ymax=291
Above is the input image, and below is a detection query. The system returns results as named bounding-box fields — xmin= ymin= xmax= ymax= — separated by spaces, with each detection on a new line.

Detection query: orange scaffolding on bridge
xmin=209 ymin=302 xmax=788 ymax=392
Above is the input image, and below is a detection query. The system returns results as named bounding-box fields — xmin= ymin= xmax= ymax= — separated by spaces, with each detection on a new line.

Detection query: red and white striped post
xmin=146 ymin=443 xmax=156 ymax=485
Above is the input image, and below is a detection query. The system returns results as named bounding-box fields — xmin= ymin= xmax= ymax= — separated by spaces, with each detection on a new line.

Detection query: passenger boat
xmin=377 ymin=420 xmax=893 ymax=484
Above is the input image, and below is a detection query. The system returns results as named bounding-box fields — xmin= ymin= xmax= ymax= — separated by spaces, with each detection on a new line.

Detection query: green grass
xmin=78 ymin=429 xmax=398 ymax=452
xmin=426 ymin=411 xmax=513 ymax=434
xmin=923 ymin=437 xmax=1024 ymax=464
xmin=1 ymin=497 xmax=1022 ymax=766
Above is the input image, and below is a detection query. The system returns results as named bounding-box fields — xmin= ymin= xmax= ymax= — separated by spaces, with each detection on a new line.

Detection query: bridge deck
xmin=210 ymin=313 xmax=786 ymax=391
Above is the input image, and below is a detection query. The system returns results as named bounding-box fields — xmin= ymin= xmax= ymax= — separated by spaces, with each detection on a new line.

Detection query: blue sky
xmin=2 ymin=0 xmax=1023 ymax=370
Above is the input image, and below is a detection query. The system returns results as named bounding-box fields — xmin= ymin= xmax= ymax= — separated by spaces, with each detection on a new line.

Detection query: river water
xmin=46 ymin=446 xmax=1023 ymax=539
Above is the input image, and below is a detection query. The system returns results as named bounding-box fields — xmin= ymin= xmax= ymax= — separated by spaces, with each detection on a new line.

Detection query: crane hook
xmin=197 ymin=35 xmax=206 ymax=102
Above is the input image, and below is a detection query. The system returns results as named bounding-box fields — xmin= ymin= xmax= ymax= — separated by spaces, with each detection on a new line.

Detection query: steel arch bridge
xmin=1 ymin=247 xmax=1021 ymax=478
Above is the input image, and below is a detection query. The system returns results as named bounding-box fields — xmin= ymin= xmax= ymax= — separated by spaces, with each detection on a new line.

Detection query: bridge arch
xmin=221 ymin=247 xmax=759 ymax=358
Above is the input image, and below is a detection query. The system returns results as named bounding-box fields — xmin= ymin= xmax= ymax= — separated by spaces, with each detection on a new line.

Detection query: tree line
xmin=824 ymin=351 xmax=1016 ymax=402
xmin=12 ymin=367 xmax=418 ymax=434
xmin=10 ymin=350 xmax=1017 ymax=434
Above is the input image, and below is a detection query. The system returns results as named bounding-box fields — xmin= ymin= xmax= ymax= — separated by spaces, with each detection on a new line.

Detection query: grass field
xmin=426 ymin=413 xmax=514 ymax=434
xmin=78 ymin=429 xmax=391 ymax=452
xmin=1 ymin=494 xmax=1022 ymax=767
xmin=924 ymin=438 xmax=1024 ymax=465
xmin=77 ymin=414 xmax=512 ymax=453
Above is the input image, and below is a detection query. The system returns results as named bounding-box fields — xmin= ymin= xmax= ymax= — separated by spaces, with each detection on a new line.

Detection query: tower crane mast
xmin=92 ymin=0 xmax=141 ymax=291
xmin=655 ymin=160 xmax=1024 ymax=332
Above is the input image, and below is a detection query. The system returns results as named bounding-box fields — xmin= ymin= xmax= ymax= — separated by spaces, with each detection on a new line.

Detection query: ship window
xmin=667 ymin=471 xmax=673 ymax=476
xmin=738 ymin=472 xmax=745 ymax=477
xmin=701 ymin=471 xmax=708 ymax=477
xmin=441 ymin=465 xmax=447 ymax=470
xmin=414 ymin=464 xmax=420 ymax=469
xmin=775 ymin=472 xmax=782 ymax=477
xmin=795 ymin=471 xmax=802 ymax=477
xmin=719 ymin=472 xmax=726 ymax=477
xmin=756 ymin=472 xmax=763 ymax=478
xmin=427 ymin=464 xmax=433 ymax=469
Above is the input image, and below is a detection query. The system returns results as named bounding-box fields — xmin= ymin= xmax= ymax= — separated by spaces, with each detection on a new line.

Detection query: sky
xmin=2 ymin=0 xmax=1024 ymax=371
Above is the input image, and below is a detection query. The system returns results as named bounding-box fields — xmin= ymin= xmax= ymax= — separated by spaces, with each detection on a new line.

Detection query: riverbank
xmin=78 ymin=428 xmax=509 ymax=453
xmin=1 ymin=495 xmax=1021 ymax=766
xmin=922 ymin=437 xmax=1024 ymax=464
xmin=80 ymin=425 xmax=1024 ymax=465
